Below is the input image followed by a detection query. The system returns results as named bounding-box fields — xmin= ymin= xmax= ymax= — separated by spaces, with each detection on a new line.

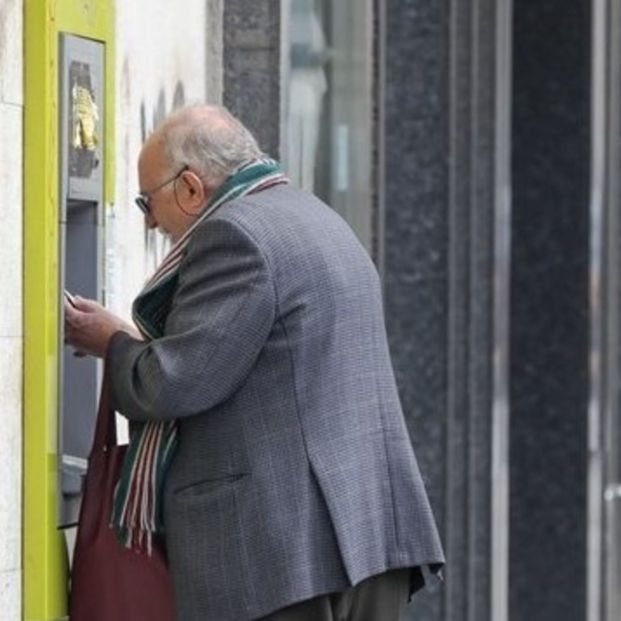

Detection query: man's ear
xmin=176 ymin=170 xmax=205 ymax=214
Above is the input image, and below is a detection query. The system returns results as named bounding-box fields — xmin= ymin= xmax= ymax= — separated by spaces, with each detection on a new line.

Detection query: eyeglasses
xmin=134 ymin=165 xmax=189 ymax=215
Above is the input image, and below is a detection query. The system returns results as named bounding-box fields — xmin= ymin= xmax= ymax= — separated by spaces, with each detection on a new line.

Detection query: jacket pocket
xmin=165 ymin=472 xmax=251 ymax=616
xmin=173 ymin=472 xmax=250 ymax=498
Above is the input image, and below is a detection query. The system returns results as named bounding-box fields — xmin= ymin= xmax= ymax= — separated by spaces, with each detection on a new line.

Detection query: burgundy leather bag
xmin=69 ymin=370 xmax=176 ymax=620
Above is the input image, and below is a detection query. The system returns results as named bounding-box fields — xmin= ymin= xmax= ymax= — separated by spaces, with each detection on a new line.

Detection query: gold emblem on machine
xmin=71 ymin=83 xmax=99 ymax=151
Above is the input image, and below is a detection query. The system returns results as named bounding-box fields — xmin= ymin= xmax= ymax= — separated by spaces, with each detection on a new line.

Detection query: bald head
xmin=146 ymin=105 xmax=263 ymax=189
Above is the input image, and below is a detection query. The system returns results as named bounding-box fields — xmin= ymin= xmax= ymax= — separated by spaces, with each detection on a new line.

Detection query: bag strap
xmin=91 ymin=365 xmax=117 ymax=453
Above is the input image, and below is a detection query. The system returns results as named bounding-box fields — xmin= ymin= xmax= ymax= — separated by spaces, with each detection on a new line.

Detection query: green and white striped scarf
xmin=112 ymin=159 xmax=288 ymax=552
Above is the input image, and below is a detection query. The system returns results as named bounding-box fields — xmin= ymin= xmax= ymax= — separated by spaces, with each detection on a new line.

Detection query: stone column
xmin=223 ymin=0 xmax=282 ymax=158
xmin=510 ymin=2 xmax=591 ymax=620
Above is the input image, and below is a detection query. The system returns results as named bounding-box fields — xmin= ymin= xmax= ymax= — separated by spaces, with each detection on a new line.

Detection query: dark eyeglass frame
xmin=134 ymin=165 xmax=189 ymax=215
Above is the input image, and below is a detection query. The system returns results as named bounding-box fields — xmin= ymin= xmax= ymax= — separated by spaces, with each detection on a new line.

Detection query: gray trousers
xmin=257 ymin=569 xmax=411 ymax=621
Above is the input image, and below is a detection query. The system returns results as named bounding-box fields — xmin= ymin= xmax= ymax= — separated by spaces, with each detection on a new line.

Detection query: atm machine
xmin=24 ymin=2 xmax=115 ymax=613
xmin=58 ymin=34 xmax=105 ymax=532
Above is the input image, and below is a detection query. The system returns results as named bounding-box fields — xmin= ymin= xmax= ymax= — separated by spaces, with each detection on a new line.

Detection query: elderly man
xmin=65 ymin=105 xmax=444 ymax=621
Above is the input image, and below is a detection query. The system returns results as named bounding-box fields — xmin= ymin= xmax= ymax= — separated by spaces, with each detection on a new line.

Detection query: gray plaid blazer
xmin=108 ymin=184 xmax=445 ymax=621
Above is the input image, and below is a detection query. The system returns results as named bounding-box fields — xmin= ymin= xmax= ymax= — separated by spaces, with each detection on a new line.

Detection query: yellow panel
xmin=24 ymin=1 xmax=114 ymax=619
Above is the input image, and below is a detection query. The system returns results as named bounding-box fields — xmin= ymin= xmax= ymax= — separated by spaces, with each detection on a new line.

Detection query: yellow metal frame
xmin=24 ymin=1 xmax=114 ymax=618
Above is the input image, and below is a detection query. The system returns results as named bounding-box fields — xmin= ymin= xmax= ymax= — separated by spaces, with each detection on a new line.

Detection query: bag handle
xmin=91 ymin=365 xmax=117 ymax=453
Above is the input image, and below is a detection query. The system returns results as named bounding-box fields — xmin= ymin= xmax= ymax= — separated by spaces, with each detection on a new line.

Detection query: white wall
xmin=109 ymin=0 xmax=221 ymax=321
xmin=0 ymin=0 xmax=23 ymax=618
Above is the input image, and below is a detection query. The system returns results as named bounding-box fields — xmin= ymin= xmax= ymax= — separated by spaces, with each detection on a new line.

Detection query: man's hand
xmin=64 ymin=296 xmax=142 ymax=359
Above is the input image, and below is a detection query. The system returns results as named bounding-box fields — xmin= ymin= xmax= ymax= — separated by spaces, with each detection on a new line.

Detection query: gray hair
xmin=156 ymin=105 xmax=264 ymax=187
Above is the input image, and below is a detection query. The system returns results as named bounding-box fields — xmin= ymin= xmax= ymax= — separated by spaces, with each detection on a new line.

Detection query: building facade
xmin=0 ymin=1 xmax=619 ymax=620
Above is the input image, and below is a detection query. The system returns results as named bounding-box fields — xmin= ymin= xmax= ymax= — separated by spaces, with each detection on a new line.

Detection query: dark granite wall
xmin=510 ymin=2 xmax=591 ymax=620
xmin=384 ymin=2 xmax=449 ymax=617
xmin=223 ymin=0 xmax=281 ymax=158
xmin=384 ymin=1 xmax=503 ymax=620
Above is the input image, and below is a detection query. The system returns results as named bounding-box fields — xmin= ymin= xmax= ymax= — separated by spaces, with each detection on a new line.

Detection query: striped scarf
xmin=111 ymin=159 xmax=288 ymax=552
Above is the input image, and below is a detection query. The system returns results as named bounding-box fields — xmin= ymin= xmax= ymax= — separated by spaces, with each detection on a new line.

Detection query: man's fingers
xmin=64 ymin=299 xmax=78 ymax=318
xmin=63 ymin=301 xmax=85 ymax=329
xmin=72 ymin=296 xmax=100 ymax=312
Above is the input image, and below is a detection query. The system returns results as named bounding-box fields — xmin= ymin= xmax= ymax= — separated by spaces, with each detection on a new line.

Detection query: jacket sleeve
xmin=106 ymin=216 xmax=275 ymax=422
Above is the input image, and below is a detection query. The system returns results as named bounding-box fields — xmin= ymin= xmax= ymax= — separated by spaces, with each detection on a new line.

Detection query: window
xmin=282 ymin=0 xmax=374 ymax=251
